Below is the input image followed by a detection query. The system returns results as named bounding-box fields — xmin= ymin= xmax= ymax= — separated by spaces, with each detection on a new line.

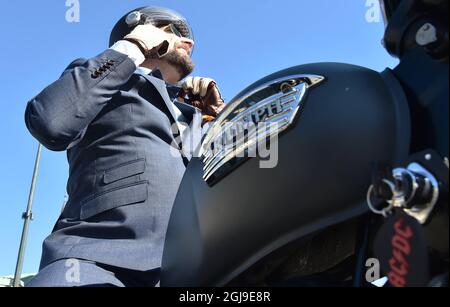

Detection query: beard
xmin=163 ymin=49 xmax=195 ymax=81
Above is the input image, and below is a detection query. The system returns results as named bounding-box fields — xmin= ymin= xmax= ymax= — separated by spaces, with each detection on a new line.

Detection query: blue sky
xmin=0 ymin=0 xmax=398 ymax=276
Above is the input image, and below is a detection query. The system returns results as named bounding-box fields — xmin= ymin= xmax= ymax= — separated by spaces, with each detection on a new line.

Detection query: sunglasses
xmin=160 ymin=24 xmax=184 ymax=38
xmin=158 ymin=23 xmax=194 ymax=57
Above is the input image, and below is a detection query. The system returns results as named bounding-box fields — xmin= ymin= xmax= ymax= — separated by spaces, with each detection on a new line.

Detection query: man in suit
xmin=25 ymin=6 xmax=225 ymax=287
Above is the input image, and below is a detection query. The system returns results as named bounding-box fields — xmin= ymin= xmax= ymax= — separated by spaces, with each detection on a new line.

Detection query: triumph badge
xmin=201 ymin=74 xmax=325 ymax=186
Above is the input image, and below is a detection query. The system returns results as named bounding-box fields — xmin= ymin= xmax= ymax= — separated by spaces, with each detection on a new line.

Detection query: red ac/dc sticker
xmin=374 ymin=210 xmax=429 ymax=287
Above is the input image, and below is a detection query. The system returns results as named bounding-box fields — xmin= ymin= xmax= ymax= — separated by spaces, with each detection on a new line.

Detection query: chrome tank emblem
xmin=201 ymin=74 xmax=325 ymax=185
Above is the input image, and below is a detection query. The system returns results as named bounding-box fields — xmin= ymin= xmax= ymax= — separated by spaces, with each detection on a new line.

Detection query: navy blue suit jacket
xmin=25 ymin=49 xmax=202 ymax=271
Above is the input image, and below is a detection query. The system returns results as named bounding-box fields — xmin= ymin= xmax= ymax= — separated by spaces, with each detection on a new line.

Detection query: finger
xmin=202 ymin=115 xmax=215 ymax=125
xmin=182 ymin=77 xmax=194 ymax=91
xmin=200 ymin=78 xmax=214 ymax=97
xmin=192 ymin=77 xmax=202 ymax=95
xmin=159 ymin=35 xmax=178 ymax=58
xmin=125 ymin=24 xmax=168 ymax=51
xmin=177 ymin=89 xmax=187 ymax=102
xmin=155 ymin=40 xmax=170 ymax=57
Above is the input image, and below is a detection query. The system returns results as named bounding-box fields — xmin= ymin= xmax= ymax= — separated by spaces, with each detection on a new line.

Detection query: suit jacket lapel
xmin=174 ymin=101 xmax=203 ymax=161
xmin=140 ymin=73 xmax=203 ymax=161
xmin=141 ymin=74 xmax=179 ymax=124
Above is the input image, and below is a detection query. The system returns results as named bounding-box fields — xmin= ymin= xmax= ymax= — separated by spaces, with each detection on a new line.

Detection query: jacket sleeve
xmin=25 ymin=49 xmax=137 ymax=151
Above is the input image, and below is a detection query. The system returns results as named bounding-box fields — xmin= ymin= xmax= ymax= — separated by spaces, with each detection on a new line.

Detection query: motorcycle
xmin=160 ymin=0 xmax=449 ymax=287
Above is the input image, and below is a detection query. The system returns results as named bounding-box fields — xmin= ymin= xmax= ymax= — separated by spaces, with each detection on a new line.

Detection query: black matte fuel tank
xmin=161 ymin=63 xmax=411 ymax=286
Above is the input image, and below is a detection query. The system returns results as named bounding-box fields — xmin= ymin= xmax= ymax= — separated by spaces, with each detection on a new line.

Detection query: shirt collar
xmin=135 ymin=66 xmax=153 ymax=76
xmin=135 ymin=67 xmax=165 ymax=81
xmin=138 ymin=68 xmax=184 ymax=100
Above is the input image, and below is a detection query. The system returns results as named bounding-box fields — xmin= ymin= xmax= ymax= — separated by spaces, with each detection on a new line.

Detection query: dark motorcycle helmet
xmin=109 ymin=6 xmax=194 ymax=48
xmin=380 ymin=0 xmax=449 ymax=26
xmin=379 ymin=0 xmax=402 ymax=25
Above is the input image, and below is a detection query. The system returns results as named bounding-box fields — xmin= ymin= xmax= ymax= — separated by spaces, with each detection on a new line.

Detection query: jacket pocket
xmin=81 ymin=181 xmax=148 ymax=220
xmin=102 ymin=158 xmax=146 ymax=185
